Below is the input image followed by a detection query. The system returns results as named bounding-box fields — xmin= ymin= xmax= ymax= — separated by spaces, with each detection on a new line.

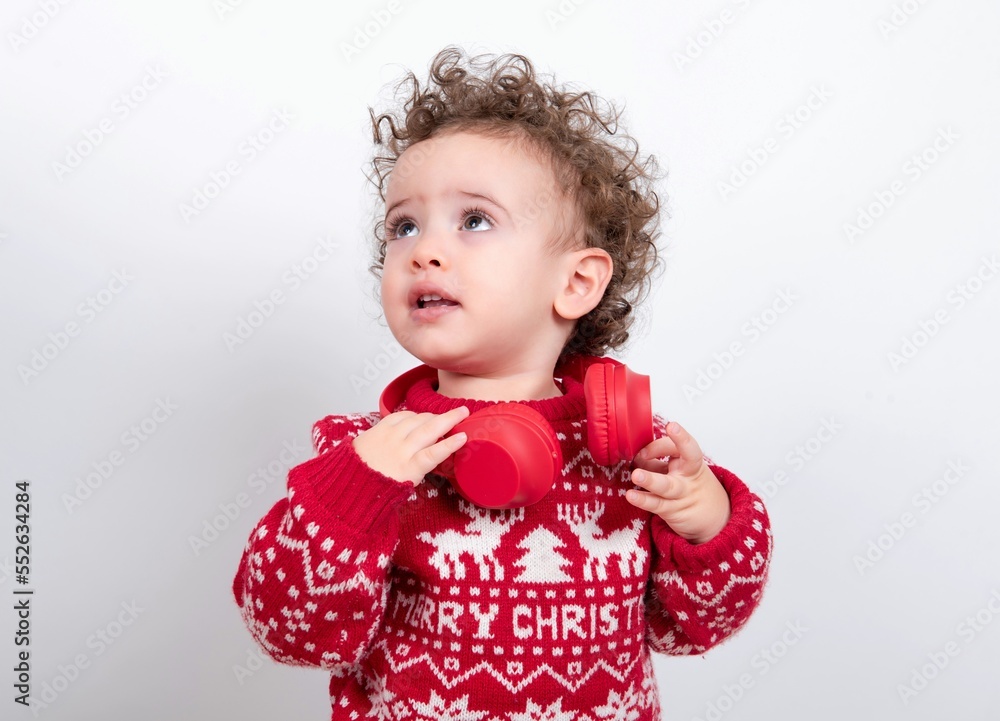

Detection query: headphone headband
xmin=378 ymin=363 xmax=438 ymax=417
xmin=378 ymin=356 xmax=617 ymax=417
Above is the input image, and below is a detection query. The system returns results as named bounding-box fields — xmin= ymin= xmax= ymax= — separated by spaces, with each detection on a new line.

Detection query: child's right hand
xmin=352 ymin=406 xmax=471 ymax=485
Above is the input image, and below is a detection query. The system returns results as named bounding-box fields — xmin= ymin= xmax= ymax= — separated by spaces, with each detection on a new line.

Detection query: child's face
xmin=381 ymin=129 xmax=581 ymax=376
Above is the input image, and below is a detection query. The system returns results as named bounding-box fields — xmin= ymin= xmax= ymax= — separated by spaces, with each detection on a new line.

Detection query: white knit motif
xmin=513 ymin=527 xmax=574 ymax=583
xmin=507 ymin=697 xmax=578 ymax=720
xmin=369 ymin=637 xmax=643 ymax=695
xmin=417 ymin=501 xmax=524 ymax=581
xmin=363 ymin=681 xmax=651 ymax=721
xmin=558 ymin=502 xmax=647 ymax=581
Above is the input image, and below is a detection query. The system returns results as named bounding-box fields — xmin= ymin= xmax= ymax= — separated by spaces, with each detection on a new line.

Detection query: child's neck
xmin=435 ymin=369 xmax=564 ymax=402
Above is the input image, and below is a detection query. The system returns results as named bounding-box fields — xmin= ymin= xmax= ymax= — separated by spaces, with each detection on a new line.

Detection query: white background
xmin=2 ymin=1 xmax=999 ymax=719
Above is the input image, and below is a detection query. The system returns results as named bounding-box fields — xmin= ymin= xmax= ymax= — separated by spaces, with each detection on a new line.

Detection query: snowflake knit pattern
xmin=233 ymin=373 xmax=773 ymax=720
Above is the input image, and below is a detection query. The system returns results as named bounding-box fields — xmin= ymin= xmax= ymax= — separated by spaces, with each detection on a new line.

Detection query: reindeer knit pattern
xmin=233 ymin=373 xmax=772 ymax=720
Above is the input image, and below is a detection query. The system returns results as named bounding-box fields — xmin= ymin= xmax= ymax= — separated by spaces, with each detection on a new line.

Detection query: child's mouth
xmin=418 ymin=298 xmax=460 ymax=309
xmin=412 ymin=294 xmax=461 ymax=322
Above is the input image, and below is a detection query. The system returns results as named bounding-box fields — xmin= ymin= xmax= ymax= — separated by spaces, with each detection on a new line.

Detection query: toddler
xmin=233 ymin=45 xmax=773 ymax=720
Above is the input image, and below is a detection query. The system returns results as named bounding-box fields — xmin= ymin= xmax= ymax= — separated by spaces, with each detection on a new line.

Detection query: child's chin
xmin=418 ymin=355 xmax=480 ymax=375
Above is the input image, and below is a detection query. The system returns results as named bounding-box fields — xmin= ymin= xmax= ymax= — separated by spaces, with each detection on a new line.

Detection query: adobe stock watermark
xmin=20 ymin=599 xmax=143 ymax=715
xmin=853 ymin=459 xmax=970 ymax=575
xmin=188 ymin=438 xmax=311 ymax=556
xmin=341 ymin=0 xmax=403 ymax=63
xmin=512 ymin=187 xmax=559 ymax=232
xmin=51 ymin=63 xmax=168 ymax=182
xmin=347 ymin=316 xmax=462 ymax=395
xmin=887 ymin=253 xmax=998 ymax=372
xmin=0 ymin=555 xmax=14 ymax=586
xmin=214 ymin=0 xmax=248 ymax=21
xmin=693 ymin=619 xmax=808 ymax=721
xmin=382 ymin=129 xmax=450 ymax=184
xmin=545 ymin=0 xmax=591 ymax=30
xmin=179 ymin=107 xmax=294 ymax=223
xmin=682 ymin=287 xmax=797 ymax=404
xmin=758 ymin=417 xmax=843 ymax=500
xmin=350 ymin=338 xmax=406 ymax=395
xmin=62 ymin=397 xmax=179 ymax=514
xmin=7 ymin=0 xmax=72 ymax=53
xmin=672 ymin=0 xmax=755 ymax=70
xmin=17 ymin=269 xmax=134 ymax=386
xmin=232 ymin=645 xmax=272 ymax=685
xmin=222 ymin=233 xmax=339 ymax=353
xmin=843 ymin=126 xmax=960 ymax=244
xmin=717 ymin=84 xmax=833 ymax=202
xmin=897 ymin=587 xmax=1000 ymax=706
xmin=878 ymin=0 xmax=931 ymax=40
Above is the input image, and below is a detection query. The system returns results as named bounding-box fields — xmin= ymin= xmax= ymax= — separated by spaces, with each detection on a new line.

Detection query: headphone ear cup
xmin=621 ymin=365 xmax=653 ymax=460
xmin=449 ymin=403 xmax=561 ymax=509
xmin=585 ymin=362 xmax=616 ymax=466
xmin=585 ymin=362 xmax=653 ymax=465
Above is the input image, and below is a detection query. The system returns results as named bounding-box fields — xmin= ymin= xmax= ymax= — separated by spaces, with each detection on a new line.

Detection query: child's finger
xmin=379 ymin=410 xmax=417 ymax=426
xmin=632 ymin=456 xmax=671 ymax=475
xmin=631 ymin=469 xmax=683 ymax=501
xmin=402 ymin=406 xmax=471 ymax=443
xmin=626 ymin=486 xmax=683 ymax=516
xmin=664 ymin=421 xmax=706 ymax=476
xmin=432 ymin=405 xmax=472 ymax=434
xmin=634 ymin=436 xmax=678 ymax=462
xmin=625 ymin=488 xmax=665 ymax=514
xmin=417 ymin=432 xmax=468 ymax=473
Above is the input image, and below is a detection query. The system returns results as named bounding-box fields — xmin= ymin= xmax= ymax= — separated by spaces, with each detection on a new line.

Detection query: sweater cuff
xmin=287 ymin=440 xmax=415 ymax=539
xmin=651 ymin=464 xmax=764 ymax=574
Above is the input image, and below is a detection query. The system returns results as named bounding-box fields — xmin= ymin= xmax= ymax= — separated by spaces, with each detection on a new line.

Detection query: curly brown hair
xmin=366 ymin=45 xmax=665 ymax=362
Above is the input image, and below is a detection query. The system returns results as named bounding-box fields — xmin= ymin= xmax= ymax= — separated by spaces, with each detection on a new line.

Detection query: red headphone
xmin=378 ymin=355 xmax=653 ymax=509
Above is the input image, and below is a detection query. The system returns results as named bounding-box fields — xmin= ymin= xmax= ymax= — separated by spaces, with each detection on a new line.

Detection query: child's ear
xmin=554 ymin=248 xmax=614 ymax=321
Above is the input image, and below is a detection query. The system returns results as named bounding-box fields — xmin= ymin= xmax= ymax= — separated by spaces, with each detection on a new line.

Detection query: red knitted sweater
xmin=233 ymin=372 xmax=772 ymax=720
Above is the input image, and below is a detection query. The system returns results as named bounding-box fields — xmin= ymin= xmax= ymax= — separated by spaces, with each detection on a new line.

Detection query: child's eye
xmin=461 ymin=206 xmax=495 ymax=232
xmin=386 ymin=216 xmax=416 ymax=239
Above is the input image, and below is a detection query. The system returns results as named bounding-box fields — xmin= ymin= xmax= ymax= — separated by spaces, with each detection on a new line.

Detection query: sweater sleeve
xmin=232 ymin=412 xmax=414 ymax=671
xmin=643 ymin=414 xmax=773 ymax=656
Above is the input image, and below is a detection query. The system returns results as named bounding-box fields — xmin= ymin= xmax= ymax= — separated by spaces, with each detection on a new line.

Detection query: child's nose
xmin=409 ymin=232 xmax=448 ymax=270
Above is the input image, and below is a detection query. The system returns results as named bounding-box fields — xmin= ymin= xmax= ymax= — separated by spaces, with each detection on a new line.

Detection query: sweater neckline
xmin=401 ymin=372 xmax=587 ymax=421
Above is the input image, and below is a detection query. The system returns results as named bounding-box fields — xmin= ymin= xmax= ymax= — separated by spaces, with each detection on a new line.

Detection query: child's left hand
xmin=626 ymin=421 xmax=732 ymax=545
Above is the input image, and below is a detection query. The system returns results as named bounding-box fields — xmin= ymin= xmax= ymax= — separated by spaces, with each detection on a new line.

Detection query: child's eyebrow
xmin=385 ymin=190 xmax=507 ymax=218
xmin=458 ymin=190 xmax=505 ymax=211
